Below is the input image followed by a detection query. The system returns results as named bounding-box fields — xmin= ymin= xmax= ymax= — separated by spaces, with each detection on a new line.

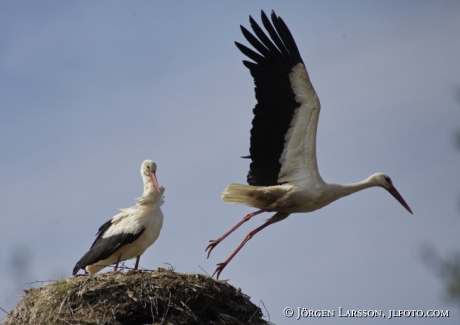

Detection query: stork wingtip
xmin=260 ymin=10 xmax=268 ymax=19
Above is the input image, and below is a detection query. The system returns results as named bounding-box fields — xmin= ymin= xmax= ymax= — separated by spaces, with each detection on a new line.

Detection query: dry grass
xmin=2 ymin=268 xmax=271 ymax=325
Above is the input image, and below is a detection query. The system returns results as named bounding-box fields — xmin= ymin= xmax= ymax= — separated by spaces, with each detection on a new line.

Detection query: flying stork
xmin=206 ymin=10 xmax=412 ymax=279
xmin=73 ymin=160 xmax=165 ymax=275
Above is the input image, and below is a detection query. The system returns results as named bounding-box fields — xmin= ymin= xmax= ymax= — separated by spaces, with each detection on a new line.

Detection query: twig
xmin=26 ymin=279 xmax=55 ymax=287
xmin=0 ymin=306 xmax=11 ymax=316
xmin=198 ymin=265 xmax=210 ymax=277
xmin=163 ymin=262 xmax=175 ymax=271
xmin=0 ymin=306 xmax=22 ymax=323
xmin=260 ymin=299 xmax=270 ymax=322
xmin=159 ymin=291 xmax=172 ymax=325
xmin=59 ymin=296 xmax=67 ymax=314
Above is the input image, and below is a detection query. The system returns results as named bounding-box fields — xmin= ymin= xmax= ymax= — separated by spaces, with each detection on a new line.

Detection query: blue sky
xmin=1 ymin=1 xmax=460 ymax=324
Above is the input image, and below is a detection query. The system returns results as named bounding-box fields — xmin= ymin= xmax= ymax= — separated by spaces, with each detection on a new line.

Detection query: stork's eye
xmin=384 ymin=176 xmax=392 ymax=185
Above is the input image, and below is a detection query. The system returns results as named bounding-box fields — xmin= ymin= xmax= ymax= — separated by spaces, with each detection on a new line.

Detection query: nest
xmin=2 ymin=268 xmax=271 ymax=325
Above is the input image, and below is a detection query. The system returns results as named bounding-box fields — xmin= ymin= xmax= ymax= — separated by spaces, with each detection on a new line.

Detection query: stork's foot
xmin=212 ymin=262 xmax=228 ymax=280
xmin=205 ymin=209 xmax=268 ymax=259
xmin=205 ymin=239 xmax=220 ymax=258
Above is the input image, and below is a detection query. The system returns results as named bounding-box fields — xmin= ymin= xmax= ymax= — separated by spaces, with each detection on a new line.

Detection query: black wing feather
xmin=237 ymin=10 xmax=304 ymax=186
xmin=91 ymin=219 xmax=112 ymax=247
xmin=235 ymin=42 xmax=265 ymax=64
xmin=271 ymin=13 xmax=303 ymax=64
xmin=249 ymin=16 xmax=282 ymax=56
xmin=240 ymin=26 xmax=273 ymax=60
xmin=72 ymin=219 xmax=145 ymax=275
xmin=260 ymin=11 xmax=291 ymax=60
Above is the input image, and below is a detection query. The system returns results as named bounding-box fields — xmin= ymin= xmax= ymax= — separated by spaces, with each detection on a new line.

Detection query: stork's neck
xmin=326 ymin=178 xmax=377 ymax=202
xmin=138 ymin=181 xmax=164 ymax=207
xmin=142 ymin=181 xmax=156 ymax=197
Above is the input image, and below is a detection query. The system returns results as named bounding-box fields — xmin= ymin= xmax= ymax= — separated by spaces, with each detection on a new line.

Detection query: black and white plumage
xmin=73 ymin=160 xmax=164 ymax=275
xmin=206 ymin=10 xmax=412 ymax=279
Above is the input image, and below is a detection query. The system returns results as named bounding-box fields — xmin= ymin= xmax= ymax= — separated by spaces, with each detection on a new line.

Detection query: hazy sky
xmin=1 ymin=1 xmax=460 ymax=324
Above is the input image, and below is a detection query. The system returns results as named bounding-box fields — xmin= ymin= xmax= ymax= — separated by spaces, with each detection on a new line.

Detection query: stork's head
xmin=141 ymin=160 xmax=161 ymax=193
xmin=370 ymin=172 xmax=412 ymax=214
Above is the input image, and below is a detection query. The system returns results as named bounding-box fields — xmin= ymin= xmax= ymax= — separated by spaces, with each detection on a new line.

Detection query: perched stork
xmin=73 ymin=160 xmax=164 ymax=275
xmin=206 ymin=10 xmax=412 ymax=279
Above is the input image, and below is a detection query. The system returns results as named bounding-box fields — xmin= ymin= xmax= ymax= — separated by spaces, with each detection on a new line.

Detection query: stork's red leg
xmin=206 ymin=209 xmax=267 ymax=258
xmin=134 ymin=256 xmax=140 ymax=270
xmin=114 ymin=254 xmax=122 ymax=271
xmin=212 ymin=212 xmax=290 ymax=279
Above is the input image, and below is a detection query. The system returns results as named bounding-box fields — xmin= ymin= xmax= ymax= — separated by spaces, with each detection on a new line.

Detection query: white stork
xmin=73 ymin=160 xmax=165 ymax=275
xmin=206 ymin=10 xmax=412 ymax=279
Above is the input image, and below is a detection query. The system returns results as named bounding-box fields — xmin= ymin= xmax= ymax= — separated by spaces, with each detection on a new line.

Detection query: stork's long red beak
xmin=387 ymin=186 xmax=412 ymax=214
xmin=149 ymin=172 xmax=161 ymax=193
